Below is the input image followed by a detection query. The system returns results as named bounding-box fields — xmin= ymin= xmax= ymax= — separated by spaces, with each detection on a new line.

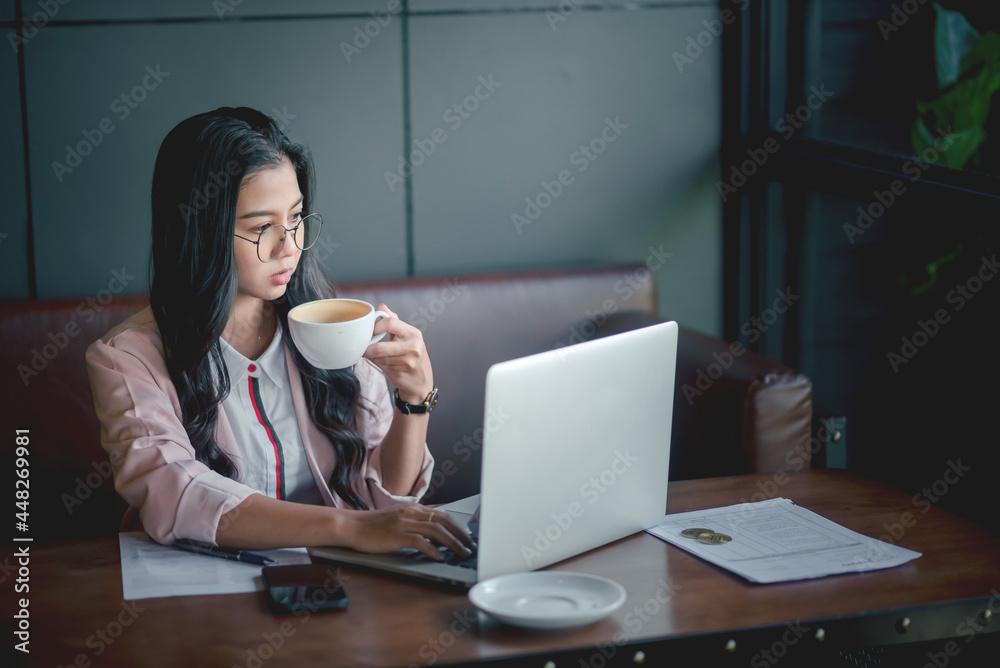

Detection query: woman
xmin=86 ymin=107 xmax=472 ymax=560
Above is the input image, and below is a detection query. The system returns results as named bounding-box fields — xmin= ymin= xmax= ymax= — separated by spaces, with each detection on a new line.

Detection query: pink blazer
xmin=85 ymin=307 xmax=434 ymax=545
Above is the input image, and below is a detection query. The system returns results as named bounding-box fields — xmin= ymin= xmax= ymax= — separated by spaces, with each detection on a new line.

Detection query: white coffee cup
xmin=288 ymin=298 xmax=390 ymax=369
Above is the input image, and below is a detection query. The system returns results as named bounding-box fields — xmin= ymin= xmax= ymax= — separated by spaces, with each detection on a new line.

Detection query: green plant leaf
xmin=959 ymin=31 xmax=1000 ymax=76
xmin=933 ymin=2 xmax=981 ymax=87
xmin=914 ymin=45 xmax=1000 ymax=168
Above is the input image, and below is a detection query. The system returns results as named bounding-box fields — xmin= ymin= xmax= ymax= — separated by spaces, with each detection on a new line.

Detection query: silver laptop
xmin=309 ymin=321 xmax=678 ymax=588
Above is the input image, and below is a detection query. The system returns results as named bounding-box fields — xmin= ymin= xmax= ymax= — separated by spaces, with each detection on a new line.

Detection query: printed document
xmin=646 ymin=497 xmax=921 ymax=583
xmin=118 ymin=531 xmax=311 ymax=600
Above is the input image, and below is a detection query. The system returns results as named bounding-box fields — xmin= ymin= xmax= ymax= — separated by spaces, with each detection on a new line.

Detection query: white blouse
xmin=219 ymin=326 xmax=322 ymax=505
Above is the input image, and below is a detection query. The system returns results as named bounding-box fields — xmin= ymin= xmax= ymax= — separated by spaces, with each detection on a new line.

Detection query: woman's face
xmin=232 ymin=158 xmax=304 ymax=303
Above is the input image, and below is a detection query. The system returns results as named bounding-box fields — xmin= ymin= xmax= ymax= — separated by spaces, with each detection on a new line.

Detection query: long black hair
xmin=150 ymin=106 xmax=370 ymax=509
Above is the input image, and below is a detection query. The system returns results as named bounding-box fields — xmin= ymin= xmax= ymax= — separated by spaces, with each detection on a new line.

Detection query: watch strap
xmin=393 ymin=387 xmax=438 ymax=415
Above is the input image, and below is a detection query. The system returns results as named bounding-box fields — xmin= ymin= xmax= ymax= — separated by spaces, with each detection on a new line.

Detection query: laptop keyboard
xmin=415 ymin=546 xmax=478 ymax=569
xmin=411 ymin=506 xmax=480 ymax=569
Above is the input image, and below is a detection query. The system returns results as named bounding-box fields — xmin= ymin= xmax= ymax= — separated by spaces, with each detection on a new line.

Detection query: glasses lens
xmin=260 ymin=225 xmax=286 ymax=262
xmin=298 ymin=214 xmax=322 ymax=251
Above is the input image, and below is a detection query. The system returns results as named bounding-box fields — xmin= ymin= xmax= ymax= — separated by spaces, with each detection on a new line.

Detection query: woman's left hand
xmin=363 ymin=304 xmax=434 ymax=404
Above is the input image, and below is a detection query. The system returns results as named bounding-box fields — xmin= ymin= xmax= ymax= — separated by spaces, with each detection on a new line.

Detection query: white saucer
xmin=468 ymin=572 xmax=626 ymax=630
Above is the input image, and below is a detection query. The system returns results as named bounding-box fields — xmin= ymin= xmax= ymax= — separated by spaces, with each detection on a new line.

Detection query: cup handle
xmin=369 ymin=310 xmax=391 ymax=346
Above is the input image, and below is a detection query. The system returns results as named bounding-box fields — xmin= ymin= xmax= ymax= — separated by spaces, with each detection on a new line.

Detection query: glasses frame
xmin=234 ymin=212 xmax=323 ymax=263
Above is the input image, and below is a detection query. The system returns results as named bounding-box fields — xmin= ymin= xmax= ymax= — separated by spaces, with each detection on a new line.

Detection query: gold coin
xmin=697 ymin=532 xmax=732 ymax=544
xmin=680 ymin=528 xmax=713 ymax=538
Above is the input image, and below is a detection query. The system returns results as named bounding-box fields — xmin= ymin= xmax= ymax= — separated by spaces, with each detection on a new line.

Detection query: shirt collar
xmin=220 ymin=324 xmax=286 ymax=389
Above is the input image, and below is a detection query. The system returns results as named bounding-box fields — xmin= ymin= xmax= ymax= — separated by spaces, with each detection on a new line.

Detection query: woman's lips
xmin=270 ymin=269 xmax=292 ymax=285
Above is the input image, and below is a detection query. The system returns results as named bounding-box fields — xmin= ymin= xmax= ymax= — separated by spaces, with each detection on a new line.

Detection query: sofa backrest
xmin=337 ymin=267 xmax=658 ymax=504
xmin=0 ymin=265 xmax=656 ymax=541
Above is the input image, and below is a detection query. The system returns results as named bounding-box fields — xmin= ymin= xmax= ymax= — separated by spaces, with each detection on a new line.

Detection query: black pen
xmin=174 ymin=539 xmax=276 ymax=566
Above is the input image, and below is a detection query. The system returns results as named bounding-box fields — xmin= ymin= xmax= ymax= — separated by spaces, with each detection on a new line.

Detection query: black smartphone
xmin=261 ymin=563 xmax=348 ymax=615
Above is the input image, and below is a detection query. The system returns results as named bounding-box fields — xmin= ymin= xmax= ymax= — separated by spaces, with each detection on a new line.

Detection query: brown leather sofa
xmin=0 ymin=265 xmax=813 ymax=542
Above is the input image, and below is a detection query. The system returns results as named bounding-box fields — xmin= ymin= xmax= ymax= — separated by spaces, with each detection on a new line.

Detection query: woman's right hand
xmin=339 ymin=503 xmax=475 ymax=561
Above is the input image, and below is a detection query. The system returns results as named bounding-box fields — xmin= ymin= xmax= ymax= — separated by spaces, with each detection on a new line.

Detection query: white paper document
xmin=646 ymin=497 xmax=921 ymax=583
xmin=118 ymin=532 xmax=311 ymax=600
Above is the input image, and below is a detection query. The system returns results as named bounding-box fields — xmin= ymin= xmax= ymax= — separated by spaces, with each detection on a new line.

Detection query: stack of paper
xmin=646 ymin=498 xmax=921 ymax=583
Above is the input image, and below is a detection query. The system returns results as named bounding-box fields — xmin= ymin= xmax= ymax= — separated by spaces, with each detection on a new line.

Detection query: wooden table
xmin=5 ymin=471 xmax=1000 ymax=667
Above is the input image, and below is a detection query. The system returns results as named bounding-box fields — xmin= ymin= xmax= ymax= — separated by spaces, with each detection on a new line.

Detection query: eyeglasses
xmin=234 ymin=213 xmax=323 ymax=263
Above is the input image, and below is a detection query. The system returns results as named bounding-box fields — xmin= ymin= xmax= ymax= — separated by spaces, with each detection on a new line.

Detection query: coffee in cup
xmin=288 ymin=298 xmax=389 ymax=369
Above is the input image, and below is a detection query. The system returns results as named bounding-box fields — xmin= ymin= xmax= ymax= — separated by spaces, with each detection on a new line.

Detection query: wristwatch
xmin=393 ymin=387 xmax=439 ymax=415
